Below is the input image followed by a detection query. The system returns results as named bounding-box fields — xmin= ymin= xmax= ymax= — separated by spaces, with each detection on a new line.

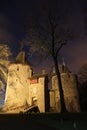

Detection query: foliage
xmin=21 ymin=29 xmax=49 ymax=57
xmin=0 ymin=44 xmax=11 ymax=59
xmin=0 ymin=44 xmax=12 ymax=90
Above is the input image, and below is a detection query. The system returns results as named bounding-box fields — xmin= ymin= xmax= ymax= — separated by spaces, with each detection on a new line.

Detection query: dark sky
xmin=0 ymin=0 xmax=87 ymax=74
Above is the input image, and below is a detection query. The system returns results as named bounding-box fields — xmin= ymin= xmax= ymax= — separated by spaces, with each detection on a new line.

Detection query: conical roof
xmin=14 ymin=51 xmax=28 ymax=64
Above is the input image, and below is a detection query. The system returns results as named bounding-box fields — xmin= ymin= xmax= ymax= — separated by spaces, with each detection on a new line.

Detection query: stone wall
xmin=28 ymin=75 xmax=49 ymax=112
xmin=50 ymin=65 xmax=81 ymax=112
xmin=3 ymin=63 xmax=32 ymax=112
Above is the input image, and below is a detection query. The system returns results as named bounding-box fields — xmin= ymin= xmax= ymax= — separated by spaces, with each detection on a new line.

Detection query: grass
xmin=0 ymin=112 xmax=87 ymax=130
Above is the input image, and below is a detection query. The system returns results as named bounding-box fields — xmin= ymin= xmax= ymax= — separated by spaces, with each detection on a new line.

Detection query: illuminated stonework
xmin=49 ymin=65 xmax=81 ymax=112
xmin=1 ymin=51 xmax=49 ymax=113
xmin=0 ymin=51 xmax=80 ymax=113
xmin=28 ymin=75 xmax=49 ymax=112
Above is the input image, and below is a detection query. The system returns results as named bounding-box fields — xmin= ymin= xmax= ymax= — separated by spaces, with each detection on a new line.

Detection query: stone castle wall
xmin=50 ymin=66 xmax=81 ymax=112
xmin=28 ymin=76 xmax=49 ymax=112
xmin=2 ymin=62 xmax=49 ymax=113
xmin=1 ymin=53 xmax=80 ymax=113
xmin=3 ymin=64 xmax=32 ymax=112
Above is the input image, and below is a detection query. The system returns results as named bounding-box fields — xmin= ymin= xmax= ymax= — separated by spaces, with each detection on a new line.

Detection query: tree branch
xmin=55 ymin=42 xmax=66 ymax=59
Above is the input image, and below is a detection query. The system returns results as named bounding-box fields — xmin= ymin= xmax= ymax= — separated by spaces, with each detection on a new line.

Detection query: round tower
xmin=61 ymin=73 xmax=80 ymax=112
xmin=3 ymin=51 xmax=32 ymax=113
xmin=50 ymin=64 xmax=81 ymax=112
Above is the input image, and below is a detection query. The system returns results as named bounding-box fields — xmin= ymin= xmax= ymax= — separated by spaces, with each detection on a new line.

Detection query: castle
xmin=50 ymin=65 xmax=80 ymax=112
xmin=0 ymin=51 xmax=80 ymax=113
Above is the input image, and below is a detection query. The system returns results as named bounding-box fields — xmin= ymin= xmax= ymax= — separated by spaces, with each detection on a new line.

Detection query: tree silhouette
xmin=78 ymin=63 xmax=87 ymax=84
xmin=78 ymin=63 xmax=87 ymax=111
xmin=21 ymin=0 xmax=73 ymax=113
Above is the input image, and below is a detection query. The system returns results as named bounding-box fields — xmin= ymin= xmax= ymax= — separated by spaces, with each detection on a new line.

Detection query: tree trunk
xmin=53 ymin=56 xmax=67 ymax=113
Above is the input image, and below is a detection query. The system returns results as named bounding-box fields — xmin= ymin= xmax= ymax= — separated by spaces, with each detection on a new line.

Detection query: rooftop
xmin=14 ymin=51 xmax=29 ymax=64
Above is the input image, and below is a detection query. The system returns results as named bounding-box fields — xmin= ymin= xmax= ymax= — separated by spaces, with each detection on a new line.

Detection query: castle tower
xmin=3 ymin=51 xmax=32 ymax=113
xmin=50 ymin=64 xmax=81 ymax=112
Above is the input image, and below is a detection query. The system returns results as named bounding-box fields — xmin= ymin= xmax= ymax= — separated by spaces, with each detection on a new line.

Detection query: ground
xmin=0 ymin=112 xmax=87 ymax=130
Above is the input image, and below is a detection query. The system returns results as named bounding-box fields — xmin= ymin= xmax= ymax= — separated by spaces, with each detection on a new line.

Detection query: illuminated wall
xmin=2 ymin=54 xmax=49 ymax=113
xmin=28 ymin=75 xmax=49 ymax=112
xmin=49 ymin=65 xmax=81 ymax=112
xmin=1 ymin=51 xmax=80 ymax=113
xmin=3 ymin=63 xmax=32 ymax=112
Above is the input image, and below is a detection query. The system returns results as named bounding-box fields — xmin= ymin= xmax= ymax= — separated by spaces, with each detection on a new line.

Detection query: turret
xmin=3 ymin=51 xmax=32 ymax=113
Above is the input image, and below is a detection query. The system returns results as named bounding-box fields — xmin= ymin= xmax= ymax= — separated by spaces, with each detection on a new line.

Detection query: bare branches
xmin=55 ymin=42 xmax=66 ymax=59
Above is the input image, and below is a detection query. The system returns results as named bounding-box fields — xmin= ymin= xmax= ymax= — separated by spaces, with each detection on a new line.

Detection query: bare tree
xmin=21 ymin=1 xmax=73 ymax=113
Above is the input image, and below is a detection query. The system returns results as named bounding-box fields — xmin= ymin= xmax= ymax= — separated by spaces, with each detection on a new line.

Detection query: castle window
xmin=68 ymin=74 xmax=70 ymax=78
xmin=30 ymin=78 xmax=38 ymax=84
xmin=17 ymin=67 xmax=19 ymax=71
xmin=62 ymin=65 xmax=64 ymax=72
xmin=75 ymin=96 xmax=77 ymax=99
xmin=9 ymin=72 xmax=13 ymax=77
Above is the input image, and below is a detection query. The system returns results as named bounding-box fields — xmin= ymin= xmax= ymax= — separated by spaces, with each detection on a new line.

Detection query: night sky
xmin=0 ymin=0 xmax=87 ymax=74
